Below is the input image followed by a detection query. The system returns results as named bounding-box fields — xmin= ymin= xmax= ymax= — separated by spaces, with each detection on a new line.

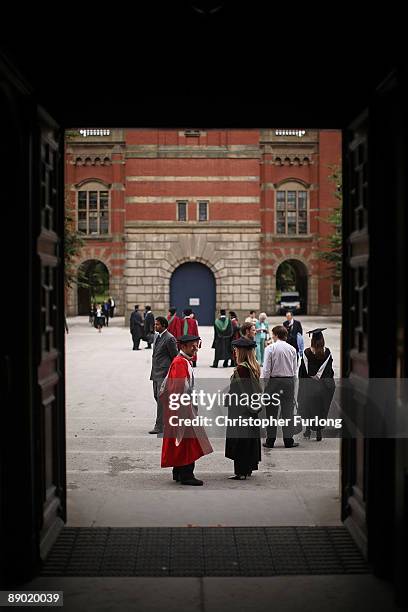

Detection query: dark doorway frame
xmin=1 ymin=45 xmax=408 ymax=606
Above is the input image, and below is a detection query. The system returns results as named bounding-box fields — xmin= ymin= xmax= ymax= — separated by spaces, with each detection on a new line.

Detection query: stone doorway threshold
xmin=41 ymin=526 xmax=368 ymax=577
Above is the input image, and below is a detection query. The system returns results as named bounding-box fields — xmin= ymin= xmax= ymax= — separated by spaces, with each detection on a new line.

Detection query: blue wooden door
xmin=170 ymin=263 xmax=216 ymax=325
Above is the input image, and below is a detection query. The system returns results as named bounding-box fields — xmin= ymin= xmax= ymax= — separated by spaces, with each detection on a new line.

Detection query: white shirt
xmin=262 ymin=339 xmax=297 ymax=380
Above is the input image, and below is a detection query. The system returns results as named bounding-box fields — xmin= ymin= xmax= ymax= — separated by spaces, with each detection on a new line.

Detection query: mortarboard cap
xmin=307 ymin=328 xmax=327 ymax=339
xmin=178 ymin=334 xmax=201 ymax=344
xmin=232 ymin=337 xmax=257 ymax=349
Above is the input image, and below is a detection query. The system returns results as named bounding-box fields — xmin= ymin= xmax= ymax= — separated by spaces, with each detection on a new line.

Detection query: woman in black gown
xmin=225 ymin=338 xmax=262 ymax=480
xmin=298 ymin=328 xmax=335 ymax=441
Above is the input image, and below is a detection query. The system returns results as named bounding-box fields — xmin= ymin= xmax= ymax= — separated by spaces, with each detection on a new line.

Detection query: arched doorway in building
xmin=77 ymin=259 xmax=109 ymax=315
xmin=170 ymin=262 xmax=216 ymax=325
xmin=276 ymin=259 xmax=308 ymax=314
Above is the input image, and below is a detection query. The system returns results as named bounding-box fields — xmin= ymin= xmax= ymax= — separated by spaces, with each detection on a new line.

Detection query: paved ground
xmin=26 ymin=575 xmax=400 ymax=612
xmin=66 ymin=316 xmax=342 ymax=527
xmin=25 ymin=316 xmax=400 ymax=611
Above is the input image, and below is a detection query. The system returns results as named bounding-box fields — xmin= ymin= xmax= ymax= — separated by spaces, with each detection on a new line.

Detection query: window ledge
xmin=81 ymin=234 xmax=113 ymax=240
xmin=269 ymin=233 xmax=314 ymax=240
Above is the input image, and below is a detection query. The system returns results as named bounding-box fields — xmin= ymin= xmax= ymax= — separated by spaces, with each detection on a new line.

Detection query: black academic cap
xmin=307 ymin=328 xmax=327 ymax=338
xmin=220 ymin=309 xmax=226 ymax=315
xmin=232 ymin=337 xmax=257 ymax=349
xmin=178 ymin=334 xmax=201 ymax=344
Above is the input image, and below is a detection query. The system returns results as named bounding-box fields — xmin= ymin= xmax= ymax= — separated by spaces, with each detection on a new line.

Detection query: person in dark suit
xmin=89 ymin=302 xmax=96 ymax=325
xmin=108 ymin=296 xmax=115 ymax=318
xmin=149 ymin=316 xmax=178 ymax=434
xmin=130 ymin=305 xmax=144 ymax=350
xmin=283 ymin=311 xmax=303 ymax=354
xmin=102 ymin=300 xmax=110 ymax=326
xmin=144 ymin=305 xmax=155 ymax=349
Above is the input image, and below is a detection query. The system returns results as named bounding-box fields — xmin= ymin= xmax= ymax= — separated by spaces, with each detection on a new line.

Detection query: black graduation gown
xmin=225 ymin=364 xmax=262 ymax=473
xmin=212 ymin=317 xmax=233 ymax=361
xmin=144 ymin=311 xmax=155 ymax=342
xmin=130 ymin=310 xmax=144 ymax=340
xmin=283 ymin=319 xmax=303 ymax=352
xmin=298 ymin=347 xmax=335 ymax=430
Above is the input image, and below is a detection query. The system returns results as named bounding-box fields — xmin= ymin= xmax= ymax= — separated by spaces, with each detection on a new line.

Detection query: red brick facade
xmin=65 ymin=129 xmax=341 ymax=319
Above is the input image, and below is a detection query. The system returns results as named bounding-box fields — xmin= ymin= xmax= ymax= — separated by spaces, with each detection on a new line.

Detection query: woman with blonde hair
xmin=255 ymin=312 xmax=269 ymax=365
xmin=224 ymin=338 xmax=262 ymax=480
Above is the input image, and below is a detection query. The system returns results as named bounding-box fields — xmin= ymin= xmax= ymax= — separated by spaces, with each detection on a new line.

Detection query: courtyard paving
xmin=65 ymin=315 xmax=342 ymax=527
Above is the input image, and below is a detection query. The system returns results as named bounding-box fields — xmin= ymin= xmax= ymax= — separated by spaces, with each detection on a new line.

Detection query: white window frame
xmin=177 ymin=200 xmax=188 ymax=221
xmin=275 ymin=182 xmax=309 ymax=236
xmin=77 ymin=183 xmax=110 ymax=236
xmin=197 ymin=200 xmax=209 ymax=222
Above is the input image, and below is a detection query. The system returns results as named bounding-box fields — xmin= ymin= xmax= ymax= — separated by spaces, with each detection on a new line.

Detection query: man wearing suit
xmin=144 ymin=305 xmax=155 ymax=349
xmin=283 ymin=311 xmax=303 ymax=355
xmin=130 ymin=305 xmax=144 ymax=350
xmin=149 ymin=316 xmax=178 ymax=434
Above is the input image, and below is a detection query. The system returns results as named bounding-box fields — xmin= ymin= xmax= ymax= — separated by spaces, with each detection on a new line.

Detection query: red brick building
xmin=65 ymin=128 xmax=341 ymax=323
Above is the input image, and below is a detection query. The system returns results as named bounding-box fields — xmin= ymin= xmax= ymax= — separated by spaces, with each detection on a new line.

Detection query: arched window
xmin=275 ymin=181 xmax=308 ymax=235
xmin=76 ymin=181 xmax=110 ymax=235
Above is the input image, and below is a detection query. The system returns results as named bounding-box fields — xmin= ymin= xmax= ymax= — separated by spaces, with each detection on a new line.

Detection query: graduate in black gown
xmin=225 ymin=338 xmax=262 ymax=479
xmin=298 ymin=328 xmax=335 ymax=441
xmin=211 ymin=309 xmax=233 ymax=368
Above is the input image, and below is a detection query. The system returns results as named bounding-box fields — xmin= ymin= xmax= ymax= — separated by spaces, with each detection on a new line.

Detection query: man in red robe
xmin=182 ymin=309 xmax=199 ymax=366
xmin=167 ymin=307 xmax=182 ymax=339
xmin=160 ymin=334 xmax=213 ymax=485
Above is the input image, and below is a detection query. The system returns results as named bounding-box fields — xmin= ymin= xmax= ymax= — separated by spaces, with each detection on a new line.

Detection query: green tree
xmin=317 ymin=165 xmax=342 ymax=280
xmin=276 ymin=261 xmax=297 ymax=292
xmin=86 ymin=261 xmax=109 ymax=301
xmin=64 ymin=190 xmax=86 ymax=289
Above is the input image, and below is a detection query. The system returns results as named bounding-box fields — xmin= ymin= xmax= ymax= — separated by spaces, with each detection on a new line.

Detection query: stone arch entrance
xmin=170 ymin=262 xmax=216 ymax=325
xmin=276 ymin=259 xmax=308 ymax=314
xmin=77 ymin=259 xmax=110 ymax=315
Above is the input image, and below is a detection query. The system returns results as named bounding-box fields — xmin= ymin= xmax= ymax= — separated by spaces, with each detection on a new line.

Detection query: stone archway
xmin=77 ymin=259 xmax=110 ymax=315
xmin=276 ymin=259 xmax=309 ymax=314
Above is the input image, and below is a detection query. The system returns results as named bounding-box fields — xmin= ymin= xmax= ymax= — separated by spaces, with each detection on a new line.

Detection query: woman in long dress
xmin=255 ymin=312 xmax=269 ymax=365
xmin=225 ymin=338 xmax=262 ymax=480
xmin=298 ymin=328 xmax=335 ymax=441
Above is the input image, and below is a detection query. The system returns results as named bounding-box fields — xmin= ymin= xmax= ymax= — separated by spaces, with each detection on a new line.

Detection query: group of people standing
xmin=140 ymin=305 xmax=336 ymax=486
xmin=147 ymin=308 xmax=200 ymax=435
xmin=212 ymin=309 xmax=303 ymax=367
xmin=89 ymin=297 xmax=115 ymax=332
xmin=212 ymin=310 xmax=272 ymax=367
xmin=226 ymin=324 xmax=335 ymax=478
xmin=129 ymin=305 xmax=156 ymax=350
xmin=130 ymin=305 xmax=200 ymax=354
